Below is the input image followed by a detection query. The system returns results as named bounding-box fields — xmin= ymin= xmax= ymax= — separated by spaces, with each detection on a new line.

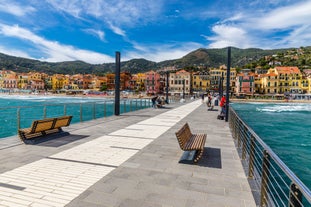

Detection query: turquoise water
xmin=231 ymin=102 xmax=311 ymax=189
xmin=0 ymin=95 xmax=150 ymax=138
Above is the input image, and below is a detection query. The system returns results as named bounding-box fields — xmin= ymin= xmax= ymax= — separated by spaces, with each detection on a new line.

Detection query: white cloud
xmin=276 ymin=25 xmax=311 ymax=48
xmin=124 ymin=42 xmax=203 ymax=62
xmin=0 ymin=24 xmax=114 ymax=64
xmin=206 ymin=25 xmax=252 ymax=48
xmin=83 ymin=29 xmax=106 ymax=41
xmin=257 ymin=1 xmax=311 ymax=29
xmin=0 ymin=0 xmax=35 ymax=16
xmin=206 ymin=0 xmax=311 ymax=49
xmin=0 ymin=46 xmax=33 ymax=59
xmin=107 ymin=22 xmax=126 ymax=37
xmin=46 ymin=0 xmax=163 ymax=35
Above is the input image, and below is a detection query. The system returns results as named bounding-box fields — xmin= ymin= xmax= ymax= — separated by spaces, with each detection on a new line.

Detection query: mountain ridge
xmin=0 ymin=47 xmax=306 ymax=75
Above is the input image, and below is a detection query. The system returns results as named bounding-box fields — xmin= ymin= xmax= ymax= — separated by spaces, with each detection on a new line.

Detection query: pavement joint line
xmin=105 ymin=134 xmax=157 ymax=140
xmin=45 ymin=157 xmax=118 ymax=168
xmin=0 ymin=183 xmax=26 ymax=191
xmin=110 ymin=146 xmax=140 ymax=151
xmin=123 ymin=128 xmax=145 ymax=131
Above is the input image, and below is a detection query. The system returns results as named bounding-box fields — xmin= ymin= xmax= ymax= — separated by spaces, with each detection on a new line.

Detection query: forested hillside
xmin=0 ymin=46 xmax=310 ymax=75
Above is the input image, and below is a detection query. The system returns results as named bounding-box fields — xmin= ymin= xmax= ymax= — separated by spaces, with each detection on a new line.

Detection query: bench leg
xmin=194 ymin=149 xmax=204 ymax=163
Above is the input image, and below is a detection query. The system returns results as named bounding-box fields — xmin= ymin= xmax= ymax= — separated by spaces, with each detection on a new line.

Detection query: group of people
xmin=151 ymin=96 xmax=166 ymax=108
xmin=202 ymin=93 xmax=227 ymax=119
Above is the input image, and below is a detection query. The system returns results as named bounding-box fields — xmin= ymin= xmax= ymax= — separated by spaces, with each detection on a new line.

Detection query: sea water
xmin=0 ymin=95 xmax=150 ymax=139
xmin=231 ymin=102 xmax=311 ymax=190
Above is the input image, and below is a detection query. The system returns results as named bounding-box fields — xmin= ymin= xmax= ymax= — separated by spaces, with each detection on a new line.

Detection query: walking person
xmin=218 ymin=94 xmax=226 ymax=119
xmin=151 ymin=95 xmax=158 ymax=108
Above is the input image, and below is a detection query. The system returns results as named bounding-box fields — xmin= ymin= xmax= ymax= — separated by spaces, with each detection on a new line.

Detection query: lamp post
xmin=219 ymin=72 xmax=224 ymax=97
xmin=165 ymin=71 xmax=169 ymax=104
xmin=225 ymin=47 xmax=231 ymax=122
xmin=182 ymin=79 xmax=185 ymax=99
xmin=114 ymin=51 xmax=120 ymax=116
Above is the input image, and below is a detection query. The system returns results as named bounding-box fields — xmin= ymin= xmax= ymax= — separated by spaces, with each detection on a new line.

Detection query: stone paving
xmin=0 ymin=100 xmax=256 ymax=207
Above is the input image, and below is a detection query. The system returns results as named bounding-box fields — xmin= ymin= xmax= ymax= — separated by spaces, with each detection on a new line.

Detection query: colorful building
xmin=145 ymin=70 xmax=161 ymax=95
xmin=236 ymin=69 xmax=255 ymax=96
xmin=169 ymin=69 xmax=191 ymax=96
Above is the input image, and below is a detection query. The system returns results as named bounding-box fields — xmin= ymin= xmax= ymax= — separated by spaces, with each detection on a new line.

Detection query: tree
xmin=100 ymin=84 xmax=108 ymax=91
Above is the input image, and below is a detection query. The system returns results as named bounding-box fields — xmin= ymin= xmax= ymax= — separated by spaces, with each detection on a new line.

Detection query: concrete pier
xmin=0 ymin=100 xmax=256 ymax=207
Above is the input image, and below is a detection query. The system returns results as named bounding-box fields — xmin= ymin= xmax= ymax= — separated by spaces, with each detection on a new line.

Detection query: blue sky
xmin=0 ymin=0 xmax=311 ymax=64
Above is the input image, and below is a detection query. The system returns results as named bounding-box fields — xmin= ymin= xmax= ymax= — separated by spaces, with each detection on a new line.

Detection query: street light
xmin=219 ymin=72 xmax=224 ymax=97
xmin=182 ymin=79 xmax=185 ymax=99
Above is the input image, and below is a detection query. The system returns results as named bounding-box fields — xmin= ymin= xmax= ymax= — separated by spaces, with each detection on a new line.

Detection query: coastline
xmin=230 ymin=98 xmax=311 ymax=103
xmin=0 ymin=92 xmax=152 ymax=100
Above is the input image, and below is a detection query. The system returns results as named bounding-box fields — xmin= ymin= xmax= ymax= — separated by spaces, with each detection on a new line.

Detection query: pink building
xmin=145 ymin=70 xmax=161 ymax=95
xmin=236 ymin=70 xmax=255 ymax=95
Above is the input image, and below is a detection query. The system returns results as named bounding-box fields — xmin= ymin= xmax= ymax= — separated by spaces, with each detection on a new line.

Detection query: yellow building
xmin=261 ymin=70 xmax=278 ymax=94
xmin=136 ymin=73 xmax=146 ymax=92
xmin=17 ymin=73 xmax=29 ymax=89
xmin=51 ymin=74 xmax=68 ymax=90
xmin=302 ymin=69 xmax=311 ymax=93
xmin=264 ymin=67 xmax=302 ymax=94
xmin=192 ymin=71 xmax=209 ymax=93
xmin=209 ymin=65 xmax=237 ymax=93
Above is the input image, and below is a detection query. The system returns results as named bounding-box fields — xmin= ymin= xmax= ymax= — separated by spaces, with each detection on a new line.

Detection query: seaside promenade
xmin=0 ymin=99 xmax=256 ymax=207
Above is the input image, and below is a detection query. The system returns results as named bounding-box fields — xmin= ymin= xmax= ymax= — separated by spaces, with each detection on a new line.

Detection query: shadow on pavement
xmin=197 ymin=147 xmax=222 ymax=168
xmin=30 ymin=133 xmax=89 ymax=147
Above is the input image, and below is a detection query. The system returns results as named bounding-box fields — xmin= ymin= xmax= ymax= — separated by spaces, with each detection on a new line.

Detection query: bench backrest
xmin=30 ymin=118 xmax=55 ymax=133
xmin=175 ymin=123 xmax=192 ymax=150
xmin=53 ymin=116 xmax=72 ymax=128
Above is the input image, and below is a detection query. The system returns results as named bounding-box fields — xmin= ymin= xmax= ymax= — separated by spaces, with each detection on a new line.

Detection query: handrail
xmin=0 ymin=98 xmax=158 ymax=139
xmin=229 ymin=107 xmax=311 ymax=206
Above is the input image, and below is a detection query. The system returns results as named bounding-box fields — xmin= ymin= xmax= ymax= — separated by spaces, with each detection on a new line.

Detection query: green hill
xmin=0 ymin=46 xmax=310 ymax=75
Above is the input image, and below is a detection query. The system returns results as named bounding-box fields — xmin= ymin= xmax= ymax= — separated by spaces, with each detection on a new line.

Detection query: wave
xmin=256 ymin=103 xmax=311 ymax=112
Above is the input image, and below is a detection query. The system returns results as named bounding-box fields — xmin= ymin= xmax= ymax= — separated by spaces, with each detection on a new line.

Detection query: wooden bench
xmin=175 ymin=123 xmax=206 ymax=163
xmin=18 ymin=115 xmax=73 ymax=144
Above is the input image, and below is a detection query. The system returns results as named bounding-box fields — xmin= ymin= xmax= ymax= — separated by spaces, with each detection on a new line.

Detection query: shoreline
xmin=1 ymin=92 xmax=311 ymax=103
xmin=230 ymin=98 xmax=311 ymax=103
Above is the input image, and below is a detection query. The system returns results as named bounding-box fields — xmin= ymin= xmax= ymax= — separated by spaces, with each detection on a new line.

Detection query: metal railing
xmin=0 ymin=98 xmax=160 ymax=139
xmin=229 ymin=107 xmax=311 ymax=207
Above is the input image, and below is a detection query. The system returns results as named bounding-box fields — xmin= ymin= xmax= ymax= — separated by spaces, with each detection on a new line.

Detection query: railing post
xmin=140 ymin=99 xmax=142 ymax=109
xmin=233 ymin=117 xmax=238 ymax=140
xmin=235 ymin=117 xmax=239 ymax=140
xmin=248 ymin=135 xmax=255 ymax=178
xmin=113 ymin=100 xmax=115 ymax=114
xmin=144 ymin=99 xmax=146 ymax=108
xmin=93 ymin=103 xmax=96 ymax=119
xmin=260 ymin=150 xmax=270 ymax=207
xmin=43 ymin=106 xmax=47 ymax=118
xmin=130 ymin=100 xmax=132 ymax=112
xmin=136 ymin=100 xmax=138 ymax=110
xmin=242 ymin=130 xmax=247 ymax=160
xmin=124 ymin=100 xmax=126 ymax=113
xmin=237 ymin=120 xmax=242 ymax=148
xmin=80 ymin=103 xmax=83 ymax=122
xmin=104 ymin=102 xmax=107 ymax=117
xmin=289 ymin=183 xmax=302 ymax=207
xmin=17 ymin=108 xmax=20 ymax=131
xmin=64 ymin=104 xmax=67 ymax=115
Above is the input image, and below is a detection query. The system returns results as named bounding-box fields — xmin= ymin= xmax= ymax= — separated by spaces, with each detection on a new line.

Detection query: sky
xmin=0 ymin=0 xmax=311 ymax=65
